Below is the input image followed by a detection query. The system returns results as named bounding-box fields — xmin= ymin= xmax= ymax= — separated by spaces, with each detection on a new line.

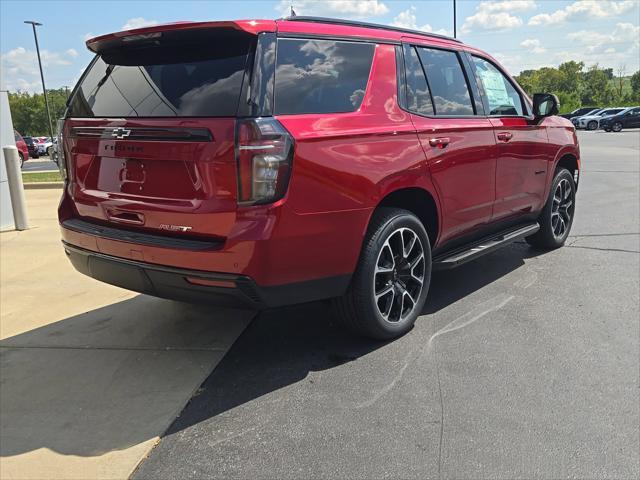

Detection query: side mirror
xmin=533 ymin=93 xmax=559 ymax=118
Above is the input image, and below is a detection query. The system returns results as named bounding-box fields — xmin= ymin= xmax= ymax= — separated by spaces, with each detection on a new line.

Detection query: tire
xmin=333 ymin=208 xmax=432 ymax=340
xmin=18 ymin=152 xmax=24 ymax=168
xmin=526 ymin=168 xmax=576 ymax=250
xmin=587 ymin=120 xmax=598 ymax=130
xmin=612 ymin=122 xmax=623 ymax=132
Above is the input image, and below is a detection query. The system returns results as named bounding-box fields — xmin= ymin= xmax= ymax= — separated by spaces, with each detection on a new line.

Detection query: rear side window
xmin=274 ymin=38 xmax=375 ymax=115
xmin=471 ymin=56 xmax=523 ymax=116
xmin=68 ymin=28 xmax=253 ymax=117
xmin=416 ymin=47 xmax=474 ymax=116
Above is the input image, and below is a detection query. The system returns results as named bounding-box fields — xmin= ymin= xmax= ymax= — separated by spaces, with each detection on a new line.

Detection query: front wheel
xmin=587 ymin=120 xmax=598 ymax=130
xmin=526 ymin=168 xmax=576 ymax=249
xmin=18 ymin=152 xmax=24 ymax=168
xmin=612 ymin=122 xmax=623 ymax=132
xmin=333 ymin=208 xmax=432 ymax=340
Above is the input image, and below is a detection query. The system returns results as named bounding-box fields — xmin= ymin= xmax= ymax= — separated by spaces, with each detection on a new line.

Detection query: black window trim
xmin=466 ymin=52 xmax=531 ymax=119
xmin=272 ymin=36 xmax=377 ymax=116
xmin=399 ymin=42 xmax=481 ymax=119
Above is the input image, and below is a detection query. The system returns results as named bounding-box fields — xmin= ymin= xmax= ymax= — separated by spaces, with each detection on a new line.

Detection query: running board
xmin=432 ymin=223 xmax=540 ymax=270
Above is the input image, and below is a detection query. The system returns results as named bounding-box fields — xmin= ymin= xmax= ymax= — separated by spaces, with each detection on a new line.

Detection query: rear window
xmin=274 ymin=38 xmax=375 ymax=115
xmin=68 ymin=28 xmax=253 ymax=117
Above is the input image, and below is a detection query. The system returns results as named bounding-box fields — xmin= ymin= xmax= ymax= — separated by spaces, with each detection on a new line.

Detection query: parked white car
xmin=576 ymin=108 xmax=626 ymax=130
xmin=35 ymin=137 xmax=54 ymax=156
xmin=571 ymin=108 xmax=600 ymax=127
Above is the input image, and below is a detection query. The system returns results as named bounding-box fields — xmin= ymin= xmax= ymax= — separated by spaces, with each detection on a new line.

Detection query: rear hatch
xmin=63 ymin=25 xmax=259 ymax=239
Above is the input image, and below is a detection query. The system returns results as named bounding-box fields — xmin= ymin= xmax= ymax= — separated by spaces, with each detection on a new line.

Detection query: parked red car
xmin=58 ymin=17 xmax=579 ymax=339
xmin=13 ymin=130 xmax=29 ymax=167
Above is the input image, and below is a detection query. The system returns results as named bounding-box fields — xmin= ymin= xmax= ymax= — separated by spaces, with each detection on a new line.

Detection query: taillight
xmin=56 ymin=118 xmax=67 ymax=181
xmin=236 ymin=118 xmax=293 ymax=205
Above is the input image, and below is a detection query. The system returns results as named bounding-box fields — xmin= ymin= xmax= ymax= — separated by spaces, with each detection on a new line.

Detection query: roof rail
xmin=281 ymin=16 xmax=462 ymax=44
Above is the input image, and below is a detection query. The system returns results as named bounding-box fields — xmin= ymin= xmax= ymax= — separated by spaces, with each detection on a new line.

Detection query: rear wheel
xmin=18 ymin=152 xmax=24 ymax=168
xmin=612 ymin=122 xmax=623 ymax=132
xmin=587 ymin=120 xmax=598 ymax=130
xmin=526 ymin=168 xmax=576 ymax=249
xmin=333 ymin=208 xmax=432 ymax=340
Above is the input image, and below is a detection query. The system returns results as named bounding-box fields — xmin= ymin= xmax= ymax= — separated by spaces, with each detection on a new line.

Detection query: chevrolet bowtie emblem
xmin=111 ymin=127 xmax=131 ymax=139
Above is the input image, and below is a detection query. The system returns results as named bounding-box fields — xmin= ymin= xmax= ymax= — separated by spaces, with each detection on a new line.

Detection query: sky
xmin=1 ymin=0 xmax=639 ymax=93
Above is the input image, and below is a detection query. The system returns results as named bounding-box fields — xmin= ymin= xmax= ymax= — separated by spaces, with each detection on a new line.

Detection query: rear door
xmin=467 ymin=54 xmax=549 ymax=221
xmin=402 ymin=42 xmax=497 ymax=244
xmin=64 ymin=27 xmax=256 ymax=239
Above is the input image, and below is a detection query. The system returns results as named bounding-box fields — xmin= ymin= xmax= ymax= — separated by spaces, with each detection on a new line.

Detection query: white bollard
xmin=2 ymin=146 xmax=29 ymax=230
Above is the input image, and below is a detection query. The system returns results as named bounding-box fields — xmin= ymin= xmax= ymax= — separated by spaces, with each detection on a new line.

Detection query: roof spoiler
xmin=86 ymin=20 xmax=275 ymax=53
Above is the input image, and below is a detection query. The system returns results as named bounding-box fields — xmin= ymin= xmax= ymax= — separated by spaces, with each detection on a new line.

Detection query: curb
xmin=23 ymin=182 xmax=63 ymax=190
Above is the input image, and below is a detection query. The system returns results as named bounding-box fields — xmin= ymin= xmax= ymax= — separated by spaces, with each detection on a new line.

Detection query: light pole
xmin=24 ymin=21 xmax=55 ymax=142
xmin=453 ymin=0 xmax=457 ymax=38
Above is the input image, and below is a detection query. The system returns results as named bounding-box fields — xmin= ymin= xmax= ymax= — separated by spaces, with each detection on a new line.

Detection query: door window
xmin=471 ymin=56 xmax=524 ymax=116
xmin=415 ymin=47 xmax=474 ymax=116
xmin=403 ymin=45 xmax=434 ymax=116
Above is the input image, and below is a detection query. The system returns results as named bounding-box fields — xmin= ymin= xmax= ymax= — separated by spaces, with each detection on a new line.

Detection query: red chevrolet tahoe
xmin=58 ymin=17 xmax=579 ymax=339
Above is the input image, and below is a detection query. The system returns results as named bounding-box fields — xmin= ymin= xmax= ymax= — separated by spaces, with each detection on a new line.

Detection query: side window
xmin=403 ymin=45 xmax=434 ymax=116
xmin=471 ymin=56 xmax=524 ymax=116
xmin=274 ymin=38 xmax=375 ymax=115
xmin=416 ymin=47 xmax=474 ymax=116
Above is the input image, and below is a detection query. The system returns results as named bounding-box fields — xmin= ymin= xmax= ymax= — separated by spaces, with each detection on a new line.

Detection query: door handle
xmin=428 ymin=137 xmax=450 ymax=149
xmin=497 ymin=132 xmax=513 ymax=142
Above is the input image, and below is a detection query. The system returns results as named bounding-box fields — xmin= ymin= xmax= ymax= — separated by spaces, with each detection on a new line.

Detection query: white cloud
xmin=461 ymin=1 xmax=536 ymax=33
xmin=566 ymin=22 xmax=639 ymax=54
xmin=1 ymin=47 xmax=79 ymax=92
xmin=520 ymin=38 xmax=546 ymax=54
xmin=528 ymin=0 xmax=636 ymax=26
xmin=391 ymin=7 xmax=450 ymax=36
xmin=277 ymin=0 xmax=389 ymax=18
xmin=121 ymin=17 xmax=158 ymax=31
xmin=478 ymin=0 xmax=537 ymax=12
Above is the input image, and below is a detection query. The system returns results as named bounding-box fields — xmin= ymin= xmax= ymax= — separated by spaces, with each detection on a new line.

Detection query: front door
xmin=469 ymin=55 xmax=549 ymax=221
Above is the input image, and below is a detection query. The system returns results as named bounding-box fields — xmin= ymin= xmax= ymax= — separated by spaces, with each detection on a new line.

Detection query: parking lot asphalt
xmin=135 ymin=129 xmax=640 ymax=479
xmin=21 ymin=157 xmax=58 ymax=172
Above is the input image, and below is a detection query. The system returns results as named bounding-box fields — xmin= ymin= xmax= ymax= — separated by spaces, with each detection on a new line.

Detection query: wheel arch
xmin=371 ymin=186 xmax=440 ymax=248
xmin=554 ymin=150 xmax=580 ymax=191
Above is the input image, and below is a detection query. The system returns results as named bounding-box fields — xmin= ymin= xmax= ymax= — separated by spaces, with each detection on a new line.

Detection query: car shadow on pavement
xmin=158 ymin=242 xmax=544 ymax=441
xmin=0 ymin=242 xmax=542 ymax=461
xmin=0 ymin=295 xmax=253 ymax=459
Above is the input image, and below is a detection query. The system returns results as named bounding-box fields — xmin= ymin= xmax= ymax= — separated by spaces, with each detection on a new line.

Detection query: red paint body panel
xmin=14 ymin=131 xmax=29 ymax=160
xmin=60 ymin=18 xmax=581 ymax=296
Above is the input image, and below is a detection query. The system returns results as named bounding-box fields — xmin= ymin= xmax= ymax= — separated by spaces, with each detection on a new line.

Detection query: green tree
xmin=631 ymin=70 xmax=640 ymax=101
xmin=8 ymin=89 xmax=68 ymax=136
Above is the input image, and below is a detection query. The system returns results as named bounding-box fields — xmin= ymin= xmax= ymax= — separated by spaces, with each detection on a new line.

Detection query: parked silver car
xmin=576 ymin=108 xmax=626 ymax=130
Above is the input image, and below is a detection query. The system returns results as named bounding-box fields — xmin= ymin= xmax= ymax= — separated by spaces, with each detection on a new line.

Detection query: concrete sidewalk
xmin=0 ymin=189 xmax=254 ymax=479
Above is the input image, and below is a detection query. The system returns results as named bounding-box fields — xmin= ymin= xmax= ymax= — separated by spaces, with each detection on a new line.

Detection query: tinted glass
xmin=403 ymin=45 xmax=434 ymax=116
xmin=68 ymin=30 xmax=253 ymax=117
xmin=472 ymin=56 xmax=523 ymax=116
xmin=416 ymin=48 xmax=473 ymax=116
xmin=274 ymin=39 xmax=374 ymax=115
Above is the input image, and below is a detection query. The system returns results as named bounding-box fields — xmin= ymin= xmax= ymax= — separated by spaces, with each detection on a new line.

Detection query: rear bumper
xmin=63 ymin=242 xmax=350 ymax=309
